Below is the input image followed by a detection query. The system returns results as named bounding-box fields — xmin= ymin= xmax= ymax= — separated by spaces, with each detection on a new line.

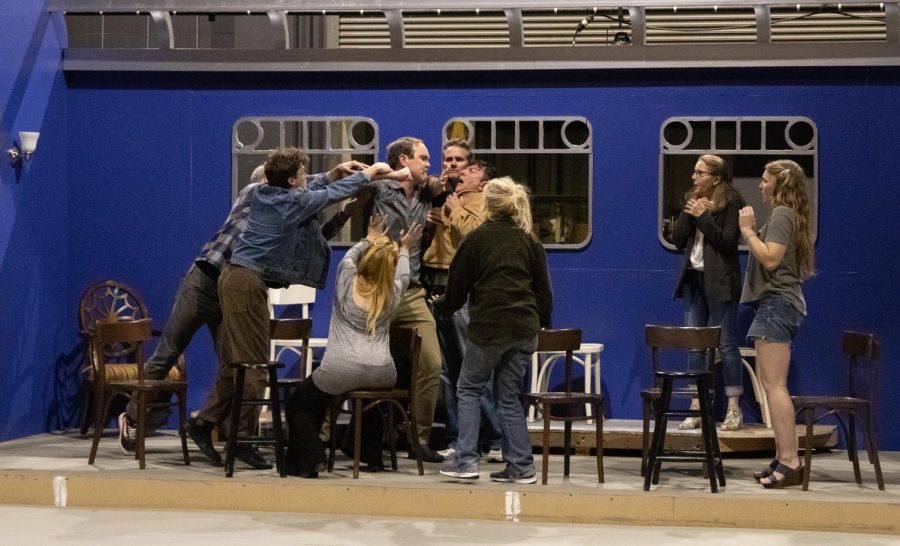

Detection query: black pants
xmin=285 ymin=377 xmax=384 ymax=473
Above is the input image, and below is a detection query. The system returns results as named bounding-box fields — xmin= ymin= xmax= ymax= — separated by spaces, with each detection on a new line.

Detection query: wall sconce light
xmin=8 ymin=131 xmax=40 ymax=166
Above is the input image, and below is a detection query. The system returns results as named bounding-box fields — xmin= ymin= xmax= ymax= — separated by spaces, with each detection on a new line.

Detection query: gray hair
xmin=250 ymin=164 xmax=267 ymax=184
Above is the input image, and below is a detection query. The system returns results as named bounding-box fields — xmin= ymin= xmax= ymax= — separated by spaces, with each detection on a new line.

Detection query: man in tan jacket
xmin=424 ymin=159 xmax=502 ymax=461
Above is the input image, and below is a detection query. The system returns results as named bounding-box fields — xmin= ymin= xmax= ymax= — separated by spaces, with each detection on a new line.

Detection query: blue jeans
xmin=683 ymin=277 xmax=743 ymax=397
xmin=449 ymin=334 xmax=537 ymax=477
xmin=436 ymin=304 xmax=502 ymax=451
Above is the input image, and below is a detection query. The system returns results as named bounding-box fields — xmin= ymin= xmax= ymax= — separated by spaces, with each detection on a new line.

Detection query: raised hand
xmin=327 ymin=160 xmax=368 ymax=182
xmin=366 ymin=213 xmax=387 ymax=241
xmin=400 ymin=223 xmax=423 ymax=249
xmin=738 ymin=206 xmax=757 ymax=237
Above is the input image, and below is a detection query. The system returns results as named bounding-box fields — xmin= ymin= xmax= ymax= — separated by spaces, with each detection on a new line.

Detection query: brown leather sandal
xmin=753 ymin=458 xmax=779 ymax=482
xmin=761 ymin=463 xmax=805 ymax=489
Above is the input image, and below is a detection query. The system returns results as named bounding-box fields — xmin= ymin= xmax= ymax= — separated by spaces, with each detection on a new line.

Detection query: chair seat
xmin=792 ymin=395 xmax=868 ymax=409
xmin=655 ymin=370 xmax=714 ymax=379
xmin=83 ymin=363 xmax=183 ymax=382
xmin=229 ymin=361 xmax=285 ymax=370
xmin=104 ymin=379 xmax=188 ymax=392
xmin=347 ymin=388 xmax=409 ymax=399
xmin=523 ymin=392 xmax=603 ymax=404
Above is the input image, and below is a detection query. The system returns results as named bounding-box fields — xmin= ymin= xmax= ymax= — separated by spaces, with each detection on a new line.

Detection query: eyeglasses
xmin=693 ymin=170 xmax=712 ymax=177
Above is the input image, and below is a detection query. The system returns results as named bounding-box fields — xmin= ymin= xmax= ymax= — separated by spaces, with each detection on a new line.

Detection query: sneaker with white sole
xmin=484 ymin=448 xmax=503 ymax=463
xmin=117 ymin=412 xmax=136 ymax=455
xmin=437 ymin=447 xmax=456 ymax=459
xmin=489 ymin=468 xmax=537 ymax=484
xmin=439 ymin=463 xmax=479 ymax=481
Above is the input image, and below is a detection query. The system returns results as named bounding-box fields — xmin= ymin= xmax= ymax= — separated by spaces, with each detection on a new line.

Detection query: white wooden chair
xmin=268 ymin=284 xmax=328 ymax=378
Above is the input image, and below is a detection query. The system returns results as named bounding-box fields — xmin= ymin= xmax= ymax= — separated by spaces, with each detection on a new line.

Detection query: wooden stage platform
xmin=1 ymin=422 xmax=894 ymax=536
xmin=527 ymin=418 xmax=836 ymax=454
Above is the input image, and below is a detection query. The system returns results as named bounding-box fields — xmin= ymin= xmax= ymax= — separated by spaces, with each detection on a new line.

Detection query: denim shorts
xmin=747 ymin=293 xmax=803 ymax=344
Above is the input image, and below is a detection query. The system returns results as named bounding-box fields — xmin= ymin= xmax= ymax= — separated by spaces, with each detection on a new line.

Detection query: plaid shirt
xmin=195 ymin=174 xmax=333 ymax=279
xmin=194 ymin=182 xmax=262 ymax=278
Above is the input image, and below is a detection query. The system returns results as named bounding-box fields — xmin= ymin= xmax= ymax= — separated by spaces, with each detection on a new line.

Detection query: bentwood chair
xmin=78 ymin=280 xmax=184 ymax=435
xmin=522 ymin=328 xmax=604 ymax=485
xmin=87 ymin=318 xmax=190 ymax=469
xmin=792 ymin=331 xmax=885 ymax=491
xmin=328 ymin=327 xmax=425 ymax=479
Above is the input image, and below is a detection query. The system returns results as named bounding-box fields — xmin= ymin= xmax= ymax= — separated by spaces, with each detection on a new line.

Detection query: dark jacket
xmin=434 ymin=218 xmax=553 ymax=346
xmin=672 ymin=190 xmax=745 ymax=303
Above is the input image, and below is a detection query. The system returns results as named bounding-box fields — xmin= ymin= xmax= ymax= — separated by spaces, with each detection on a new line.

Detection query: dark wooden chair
xmin=224 ymin=319 xmax=308 ymax=478
xmin=328 ymin=326 xmax=425 ymax=479
xmin=78 ymin=280 xmax=183 ymax=435
xmin=792 ymin=330 xmax=885 ymax=491
xmin=522 ymin=328 xmax=604 ymax=485
xmin=273 ymin=318 xmax=312 ymax=403
xmin=87 ymin=318 xmax=190 ymax=469
xmin=642 ymin=325 xmax=725 ymax=493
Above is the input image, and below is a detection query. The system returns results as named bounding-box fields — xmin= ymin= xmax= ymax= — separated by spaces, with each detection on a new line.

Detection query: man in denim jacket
xmin=210 ymin=148 xmax=399 ymax=469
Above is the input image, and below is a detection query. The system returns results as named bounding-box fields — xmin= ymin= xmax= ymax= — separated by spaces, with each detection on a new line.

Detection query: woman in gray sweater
xmin=285 ymin=217 xmax=422 ymax=478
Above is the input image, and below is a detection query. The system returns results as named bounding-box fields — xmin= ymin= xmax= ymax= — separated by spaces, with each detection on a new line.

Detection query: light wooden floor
xmin=0 ymin=427 xmax=895 ymax=535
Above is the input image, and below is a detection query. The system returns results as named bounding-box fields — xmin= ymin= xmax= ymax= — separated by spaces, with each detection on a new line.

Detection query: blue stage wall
xmin=0 ymin=3 xmax=72 ymax=441
xmin=62 ymin=69 xmax=900 ymax=449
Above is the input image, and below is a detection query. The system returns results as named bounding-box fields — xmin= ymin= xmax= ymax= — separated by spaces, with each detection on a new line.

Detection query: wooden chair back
xmin=91 ymin=318 xmax=152 ymax=385
xmin=536 ymin=328 xmax=582 ymax=394
xmin=843 ymin=330 xmax=880 ymax=404
xmin=645 ymin=325 xmax=720 ymax=386
xmin=390 ymin=326 xmax=422 ymax=399
xmin=270 ymin=318 xmax=312 ymax=376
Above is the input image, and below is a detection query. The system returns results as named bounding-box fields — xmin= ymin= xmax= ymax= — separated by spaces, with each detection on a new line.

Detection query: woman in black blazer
xmin=672 ymin=154 xmax=746 ymax=431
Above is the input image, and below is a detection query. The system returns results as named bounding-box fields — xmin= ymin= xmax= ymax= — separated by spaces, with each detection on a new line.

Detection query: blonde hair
xmin=482 ymin=176 xmax=533 ymax=233
xmin=765 ymin=159 xmax=815 ymax=278
xmin=355 ymin=236 xmax=400 ymax=336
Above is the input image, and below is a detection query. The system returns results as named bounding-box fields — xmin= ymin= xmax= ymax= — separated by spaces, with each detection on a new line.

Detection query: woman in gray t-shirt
xmin=738 ymin=159 xmax=815 ymax=489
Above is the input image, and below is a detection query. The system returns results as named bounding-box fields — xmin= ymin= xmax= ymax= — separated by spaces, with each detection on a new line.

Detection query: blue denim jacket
xmin=230 ymin=171 xmax=371 ymax=288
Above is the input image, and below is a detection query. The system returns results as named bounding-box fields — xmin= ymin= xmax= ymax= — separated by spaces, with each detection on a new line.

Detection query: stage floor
xmin=0 ymin=426 xmax=896 ymax=535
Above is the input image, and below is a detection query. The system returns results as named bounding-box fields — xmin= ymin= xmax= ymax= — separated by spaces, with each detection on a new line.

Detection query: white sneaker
xmin=439 ymin=464 xmax=479 ymax=481
xmin=484 ymin=449 xmax=503 ymax=463
xmin=437 ymin=447 xmax=456 ymax=458
xmin=117 ymin=412 xmax=136 ymax=455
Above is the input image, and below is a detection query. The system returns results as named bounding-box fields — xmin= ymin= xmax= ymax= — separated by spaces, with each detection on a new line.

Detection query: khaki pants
xmin=197 ymin=264 xmax=269 ymax=436
xmin=392 ymin=287 xmax=442 ymax=446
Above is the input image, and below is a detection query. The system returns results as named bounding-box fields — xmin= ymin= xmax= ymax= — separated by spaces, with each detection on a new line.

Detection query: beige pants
xmin=197 ymin=264 xmax=269 ymax=436
xmin=392 ymin=287 xmax=442 ymax=446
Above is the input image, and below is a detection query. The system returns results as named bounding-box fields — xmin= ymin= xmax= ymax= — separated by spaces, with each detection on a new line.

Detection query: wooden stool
xmin=224 ymin=361 xmax=286 ymax=478
xmin=644 ymin=369 xmax=725 ymax=493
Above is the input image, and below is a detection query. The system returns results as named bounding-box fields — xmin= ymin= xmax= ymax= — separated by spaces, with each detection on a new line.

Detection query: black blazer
xmin=672 ymin=192 xmax=745 ymax=303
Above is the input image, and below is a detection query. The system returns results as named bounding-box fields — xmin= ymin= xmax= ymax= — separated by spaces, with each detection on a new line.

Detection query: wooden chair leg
xmin=695 ymin=379 xmax=717 ymax=493
xmin=407 ymin=397 xmax=423 ymax=476
xmin=178 ymin=388 xmax=190 ymax=465
xmin=88 ymin=391 xmax=111 ymax=465
xmin=563 ymin=418 xmax=572 ymax=478
xmin=225 ymin=367 xmax=245 ymax=478
xmin=802 ymin=406 xmax=814 ymax=491
xmin=136 ymin=392 xmax=147 ymax=469
xmin=541 ymin=402 xmax=550 ymax=485
xmin=641 ymin=398 xmax=651 ymax=477
xmin=848 ymin=412 xmax=862 ymax=485
xmin=865 ymin=415 xmax=885 ymax=490
xmin=268 ymin=368 xmax=287 ymax=478
xmin=387 ymin=405 xmax=398 ymax=471
xmin=327 ymin=399 xmax=338 ymax=473
xmin=595 ymin=402 xmax=604 ymax=483
xmin=79 ymin=388 xmax=94 ymax=436
xmin=352 ymin=399 xmax=363 ymax=479
xmin=647 ymin=379 xmax=673 ymax=489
